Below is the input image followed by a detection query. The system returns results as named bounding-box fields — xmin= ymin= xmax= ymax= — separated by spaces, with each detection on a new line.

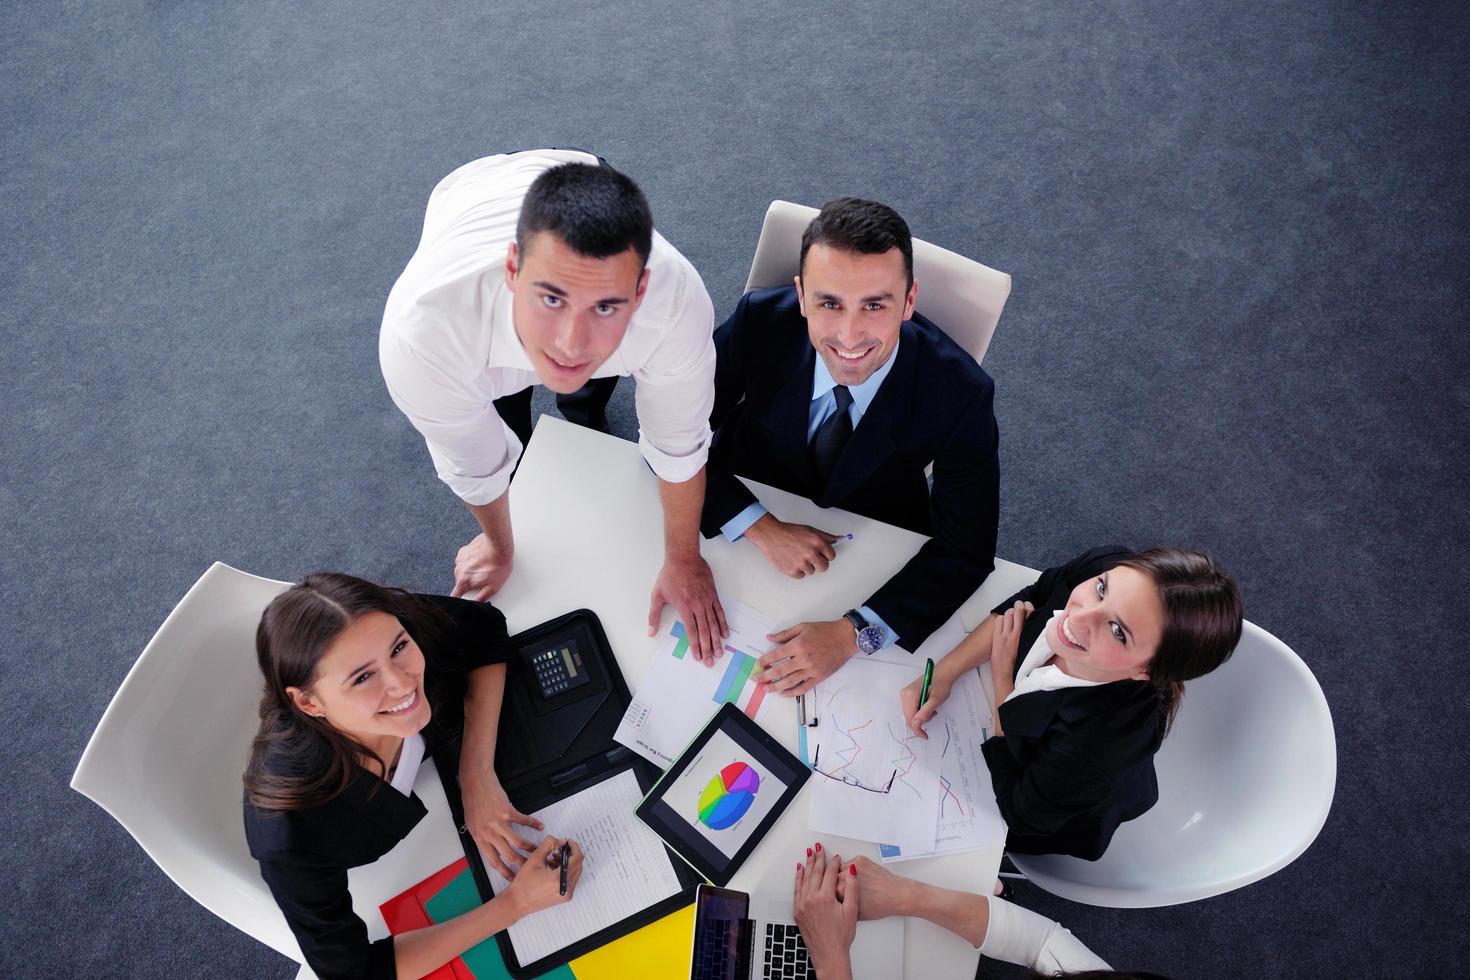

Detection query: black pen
xmin=558 ymin=842 xmax=571 ymax=895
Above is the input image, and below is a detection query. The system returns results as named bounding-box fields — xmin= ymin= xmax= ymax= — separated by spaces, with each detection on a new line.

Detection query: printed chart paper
xmin=804 ymin=657 xmax=942 ymax=855
xmin=482 ymin=770 xmax=681 ymax=967
xmin=616 ymin=603 xmax=777 ymax=766
xmin=877 ymin=667 xmax=1007 ymax=862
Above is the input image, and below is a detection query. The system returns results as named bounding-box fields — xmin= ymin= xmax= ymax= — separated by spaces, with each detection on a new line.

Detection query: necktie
xmin=810 ymin=385 xmax=854 ymax=485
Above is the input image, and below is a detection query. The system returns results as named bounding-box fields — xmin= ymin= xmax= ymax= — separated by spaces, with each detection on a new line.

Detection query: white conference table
xmin=336 ymin=416 xmax=1040 ymax=980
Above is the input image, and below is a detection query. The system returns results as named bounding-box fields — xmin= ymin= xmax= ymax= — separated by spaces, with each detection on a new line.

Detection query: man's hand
xmin=460 ymin=766 xmax=543 ymax=879
xmin=744 ymin=514 xmax=840 ymax=578
xmin=647 ymin=552 xmax=729 ymax=666
xmin=757 ymin=620 xmax=856 ymax=696
xmin=453 ymin=532 xmax=514 ymax=602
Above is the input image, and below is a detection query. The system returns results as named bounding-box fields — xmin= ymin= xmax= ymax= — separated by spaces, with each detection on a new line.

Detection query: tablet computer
xmin=635 ymin=702 xmax=810 ymax=886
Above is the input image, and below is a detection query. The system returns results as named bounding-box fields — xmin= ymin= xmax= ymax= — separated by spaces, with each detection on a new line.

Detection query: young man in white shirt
xmin=380 ymin=149 xmax=728 ymax=660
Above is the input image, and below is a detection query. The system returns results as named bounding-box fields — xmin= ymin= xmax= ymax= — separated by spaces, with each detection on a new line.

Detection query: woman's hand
xmin=461 ymin=768 xmax=542 ymax=878
xmin=989 ymin=600 xmax=1033 ymax=683
xmin=794 ymin=843 xmax=857 ymax=980
xmin=502 ymin=837 xmax=583 ymax=919
xmin=837 ymin=855 xmax=914 ymax=921
xmin=900 ymin=668 xmax=952 ymax=739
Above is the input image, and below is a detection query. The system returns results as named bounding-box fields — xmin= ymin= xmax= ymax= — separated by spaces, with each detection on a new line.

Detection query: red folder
xmin=378 ymin=857 xmax=476 ymax=980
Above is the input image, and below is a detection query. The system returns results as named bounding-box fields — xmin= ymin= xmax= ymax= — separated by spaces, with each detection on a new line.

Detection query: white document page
xmin=878 ymin=666 xmax=1007 ymax=862
xmin=483 ymin=769 xmax=682 ymax=966
xmin=616 ymin=602 xmax=778 ymax=766
xmin=857 ymin=614 xmax=1008 ymax=860
xmin=805 ymin=657 xmax=942 ymax=854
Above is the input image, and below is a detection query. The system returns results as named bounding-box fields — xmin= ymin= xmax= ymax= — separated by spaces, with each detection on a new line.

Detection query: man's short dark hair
xmin=517 ymin=163 xmax=654 ymax=267
xmin=799 ymin=197 xmax=914 ymax=290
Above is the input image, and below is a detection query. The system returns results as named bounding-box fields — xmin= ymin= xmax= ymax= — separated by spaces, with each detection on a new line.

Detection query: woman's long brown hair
xmin=243 ymin=573 xmax=459 ymax=811
xmin=1117 ymin=548 xmax=1244 ymax=735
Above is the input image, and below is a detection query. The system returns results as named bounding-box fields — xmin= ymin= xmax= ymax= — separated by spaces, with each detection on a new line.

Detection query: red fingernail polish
xmin=815 ymin=842 xmax=822 ymax=852
xmin=806 ymin=848 xmax=813 ymax=858
xmin=849 ymin=864 xmax=856 ymax=875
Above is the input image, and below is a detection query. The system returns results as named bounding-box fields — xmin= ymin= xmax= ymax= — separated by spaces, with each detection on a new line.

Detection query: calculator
xmin=529 ymin=642 xmax=592 ymax=699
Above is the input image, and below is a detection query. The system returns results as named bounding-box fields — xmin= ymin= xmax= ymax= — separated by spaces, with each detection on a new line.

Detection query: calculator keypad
xmin=530 ymin=646 xmax=589 ymax=699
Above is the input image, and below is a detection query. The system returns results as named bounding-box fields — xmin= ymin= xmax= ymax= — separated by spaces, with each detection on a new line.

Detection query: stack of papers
xmin=801 ymin=614 xmax=1008 ymax=863
xmin=802 ymin=657 xmax=944 ymax=855
xmin=877 ymin=666 xmax=1007 ymax=863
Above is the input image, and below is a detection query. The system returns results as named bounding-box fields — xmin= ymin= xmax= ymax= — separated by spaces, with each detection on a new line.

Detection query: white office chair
xmin=71 ymin=563 xmax=304 ymax=961
xmin=1009 ymin=620 xmax=1337 ymax=908
xmin=743 ymin=200 xmax=1013 ymax=366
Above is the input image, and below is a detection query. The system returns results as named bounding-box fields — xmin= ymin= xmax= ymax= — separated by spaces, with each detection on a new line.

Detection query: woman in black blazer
xmin=242 ymin=573 xmax=584 ymax=980
xmin=902 ymin=546 xmax=1243 ymax=861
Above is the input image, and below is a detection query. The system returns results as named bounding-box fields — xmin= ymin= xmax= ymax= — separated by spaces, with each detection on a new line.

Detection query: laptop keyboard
xmin=693 ymin=917 xmax=738 ymax=979
xmin=763 ymin=922 xmax=815 ymax=980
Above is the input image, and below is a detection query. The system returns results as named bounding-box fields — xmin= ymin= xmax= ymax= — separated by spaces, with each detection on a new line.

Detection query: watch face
xmin=857 ymin=626 xmax=884 ymax=654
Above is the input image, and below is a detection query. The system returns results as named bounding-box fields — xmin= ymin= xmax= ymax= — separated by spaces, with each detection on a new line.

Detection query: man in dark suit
xmin=703 ymin=198 xmax=1000 ymax=694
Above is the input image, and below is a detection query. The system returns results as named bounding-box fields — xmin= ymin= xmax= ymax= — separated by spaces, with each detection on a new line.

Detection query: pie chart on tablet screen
xmin=698 ymin=762 xmax=760 ymax=830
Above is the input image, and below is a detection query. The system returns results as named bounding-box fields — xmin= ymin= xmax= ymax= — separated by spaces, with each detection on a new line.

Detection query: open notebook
xmin=482 ymin=768 xmax=684 ymax=967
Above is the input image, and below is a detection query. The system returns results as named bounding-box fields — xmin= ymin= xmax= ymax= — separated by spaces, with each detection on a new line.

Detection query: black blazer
xmin=980 ymin=546 xmax=1164 ymax=861
xmin=243 ymin=595 xmax=511 ymax=980
xmin=703 ymin=285 xmax=1000 ymax=650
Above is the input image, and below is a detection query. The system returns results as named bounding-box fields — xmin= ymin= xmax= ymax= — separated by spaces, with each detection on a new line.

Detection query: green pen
xmin=919 ymin=657 xmax=935 ymax=706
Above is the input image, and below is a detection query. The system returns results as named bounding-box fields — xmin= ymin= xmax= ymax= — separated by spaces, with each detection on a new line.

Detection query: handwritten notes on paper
xmin=482 ymin=770 xmax=682 ymax=966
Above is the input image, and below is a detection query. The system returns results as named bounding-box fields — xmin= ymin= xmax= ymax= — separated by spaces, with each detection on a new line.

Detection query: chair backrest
xmin=1010 ymin=620 xmax=1337 ymax=908
xmin=71 ymin=562 xmax=302 ymax=960
xmin=743 ymin=200 xmax=1013 ymax=366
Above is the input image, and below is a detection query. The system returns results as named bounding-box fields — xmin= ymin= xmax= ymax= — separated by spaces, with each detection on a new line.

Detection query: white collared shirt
xmin=807 ymin=335 xmax=901 ymax=439
xmin=387 ymin=733 xmax=426 ymax=797
xmin=379 ymin=150 xmax=716 ymax=506
xmin=1002 ymin=611 xmax=1104 ymax=704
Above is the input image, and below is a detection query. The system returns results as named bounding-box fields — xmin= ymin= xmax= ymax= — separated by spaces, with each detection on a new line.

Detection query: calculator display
xmin=530 ymin=641 xmax=592 ymax=699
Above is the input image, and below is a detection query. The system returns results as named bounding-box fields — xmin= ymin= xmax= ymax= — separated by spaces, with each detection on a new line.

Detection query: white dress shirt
xmin=1003 ymin=611 xmax=1104 ymax=704
xmin=979 ymin=894 xmax=1112 ymax=973
xmin=387 ymin=733 xmax=425 ymax=797
xmin=380 ymin=149 xmax=716 ymax=506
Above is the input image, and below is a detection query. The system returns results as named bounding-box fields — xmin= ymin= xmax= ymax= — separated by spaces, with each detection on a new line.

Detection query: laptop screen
xmin=691 ymin=884 xmax=750 ymax=980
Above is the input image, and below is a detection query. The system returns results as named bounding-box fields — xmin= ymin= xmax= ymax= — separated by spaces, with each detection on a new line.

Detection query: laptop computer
xmin=690 ymin=882 xmax=904 ymax=980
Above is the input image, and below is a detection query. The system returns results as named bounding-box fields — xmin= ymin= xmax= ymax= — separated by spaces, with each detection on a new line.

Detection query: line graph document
xmin=616 ymin=602 xmax=778 ymax=766
xmin=482 ymin=769 xmax=682 ymax=966
xmin=804 ymin=657 xmax=942 ymax=854
xmin=877 ymin=666 xmax=1007 ymax=863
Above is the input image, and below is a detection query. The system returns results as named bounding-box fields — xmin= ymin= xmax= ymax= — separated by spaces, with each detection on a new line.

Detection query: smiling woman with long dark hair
xmin=243 ymin=572 xmax=583 ymax=980
xmin=902 ymin=545 xmax=1244 ymax=861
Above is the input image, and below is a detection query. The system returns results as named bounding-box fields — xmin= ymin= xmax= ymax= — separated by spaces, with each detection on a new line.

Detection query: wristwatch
xmin=843 ymin=609 xmax=885 ymax=655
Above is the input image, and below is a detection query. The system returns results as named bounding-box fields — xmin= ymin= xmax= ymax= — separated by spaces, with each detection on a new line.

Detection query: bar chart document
xmin=616 ymin=602 xmax=778 ymax=766
xmin=482 ymin=770 xmax=683 ymax=967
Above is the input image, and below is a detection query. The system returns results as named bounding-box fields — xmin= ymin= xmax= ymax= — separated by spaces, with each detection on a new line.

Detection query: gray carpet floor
xmin=4 ymin=0 xmax=1467 ymax=976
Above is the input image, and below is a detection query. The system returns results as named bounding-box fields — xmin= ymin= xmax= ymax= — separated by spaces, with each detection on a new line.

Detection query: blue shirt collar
xmin=811 ymin=337 xmax=901 ymax=420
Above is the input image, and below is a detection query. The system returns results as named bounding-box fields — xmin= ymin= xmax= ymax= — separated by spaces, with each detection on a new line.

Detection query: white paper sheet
xmin=482 ymin=769 xmax=682 ymax=966
xmin=877 ymin=666 xmax=1008 ymax=862
xmin=615 ymin=602 xmax=778 ymax=766
xmin=803 ymin=657 xmax=942 ymax=854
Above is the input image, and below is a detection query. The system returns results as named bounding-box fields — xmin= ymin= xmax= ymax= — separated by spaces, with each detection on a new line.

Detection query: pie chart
xmin=697 ymin=762 xmax=760 ymax=830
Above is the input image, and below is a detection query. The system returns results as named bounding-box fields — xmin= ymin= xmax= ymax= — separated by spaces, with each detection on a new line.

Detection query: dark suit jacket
xmin=980 ymin=546 xmax=1165 ymax=860
xmin=243 ymin=595 xmax=511 ymax=980
xmin=703 ymin=285 xmax=1000 ymax=650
